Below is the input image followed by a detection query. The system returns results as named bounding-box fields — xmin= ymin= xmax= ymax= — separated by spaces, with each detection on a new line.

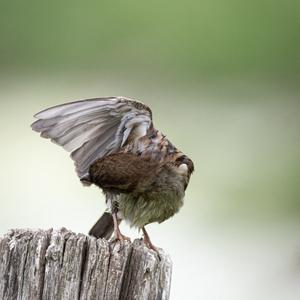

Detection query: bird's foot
xmin=143 ymin=237 xmax=158 ymax=252
xmin=111 ymin=211 xmax=131 ymax=244
xmin=111 ymin=229 xmax=131 ymax=243
xmin=143 ymin=238 xmax=161 ymax=261
xmin=142 ymin=227 xmax=161 ymax=260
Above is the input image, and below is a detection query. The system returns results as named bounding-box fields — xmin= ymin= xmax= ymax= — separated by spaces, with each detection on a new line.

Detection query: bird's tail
xmin=89 ymin=212 xmax=114 ymax=239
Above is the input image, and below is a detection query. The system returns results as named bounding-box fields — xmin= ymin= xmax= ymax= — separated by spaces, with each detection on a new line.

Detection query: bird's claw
xmin=143 ymin=238 xmax=161 ymax=261
xmin=110 ymin=231 xmax=131 ymax=251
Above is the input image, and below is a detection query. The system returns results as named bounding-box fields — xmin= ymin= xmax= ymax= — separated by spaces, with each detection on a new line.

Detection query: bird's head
xmin=174 ymin=154 xmax=194 ymax=190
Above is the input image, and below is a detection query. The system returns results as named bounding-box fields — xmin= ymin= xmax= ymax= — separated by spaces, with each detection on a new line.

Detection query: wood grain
xmin=0 ymin=228 xmax=172 ymax=300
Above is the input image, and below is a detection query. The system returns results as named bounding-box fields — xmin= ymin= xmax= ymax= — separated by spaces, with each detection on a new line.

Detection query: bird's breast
xmin=118 ymin=163 xmax=186 ymax=228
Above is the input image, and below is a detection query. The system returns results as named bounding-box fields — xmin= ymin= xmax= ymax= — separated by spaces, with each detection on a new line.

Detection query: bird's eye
xmin=176 ymin=155 xmax=186 ymax=163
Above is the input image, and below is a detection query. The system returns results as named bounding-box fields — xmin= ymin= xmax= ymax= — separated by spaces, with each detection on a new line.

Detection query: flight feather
xmin=31 ymin=97 xmax=153 ymax=180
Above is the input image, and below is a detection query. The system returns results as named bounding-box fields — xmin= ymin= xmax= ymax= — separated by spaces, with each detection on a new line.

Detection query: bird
xmin=31 ymin=96 xmax=194 ymax=252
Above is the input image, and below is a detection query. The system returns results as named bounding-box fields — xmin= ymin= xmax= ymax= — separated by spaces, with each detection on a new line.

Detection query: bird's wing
xmin=31 ymin=97 xmax=153 ymax=180
xmin=89 ymin=152 xmax=160 ymax=193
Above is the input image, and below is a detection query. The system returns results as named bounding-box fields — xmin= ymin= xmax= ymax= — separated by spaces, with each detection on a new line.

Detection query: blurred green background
xmin=1 ymin=0 xmax=300 ymax=77
xmin=0 ymin=1 xmax=300 ymax=299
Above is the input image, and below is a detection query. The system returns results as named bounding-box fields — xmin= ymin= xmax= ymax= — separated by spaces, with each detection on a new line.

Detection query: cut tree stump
xmin=0 ymin=228 xmax=172 ymax=300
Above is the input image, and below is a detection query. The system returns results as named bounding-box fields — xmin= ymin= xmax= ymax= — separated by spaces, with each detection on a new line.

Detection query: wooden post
xmin=0 ymin=228 xmax=172 ymax=300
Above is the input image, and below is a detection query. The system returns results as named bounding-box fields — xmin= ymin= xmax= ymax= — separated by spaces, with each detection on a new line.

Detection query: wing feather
xmin=31 ymin=97 xmax=153 ymax=181
xmin=34 ymin=98 xmax=119 ymax=118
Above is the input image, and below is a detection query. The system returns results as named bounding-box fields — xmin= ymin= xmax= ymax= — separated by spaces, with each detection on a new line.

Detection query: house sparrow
xmin=31 ymin=97 xmax=194 ymax=251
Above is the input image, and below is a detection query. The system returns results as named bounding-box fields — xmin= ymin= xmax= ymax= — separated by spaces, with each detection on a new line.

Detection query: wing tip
xmin=80 ymin=176 xmax=92 ymax=186
xmin=31 ymin=119 xmax=41 ymax=132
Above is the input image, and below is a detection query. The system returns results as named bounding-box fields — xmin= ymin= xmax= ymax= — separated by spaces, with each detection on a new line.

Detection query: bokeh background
xmin=0 ymin=1 xmax=300 ymax=299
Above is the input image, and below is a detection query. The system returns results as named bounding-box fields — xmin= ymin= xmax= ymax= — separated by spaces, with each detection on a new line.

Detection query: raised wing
xmin=31 ymin=96 xmax=153 ymax=181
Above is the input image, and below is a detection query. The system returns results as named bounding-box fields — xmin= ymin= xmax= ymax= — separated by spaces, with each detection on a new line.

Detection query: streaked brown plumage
xmin=31 ymin=96 xmax=194 ymax=251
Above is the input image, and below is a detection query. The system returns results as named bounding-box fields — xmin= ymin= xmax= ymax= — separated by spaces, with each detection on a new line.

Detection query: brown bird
xmin=31 ymin=97 xmax=194 ymax=251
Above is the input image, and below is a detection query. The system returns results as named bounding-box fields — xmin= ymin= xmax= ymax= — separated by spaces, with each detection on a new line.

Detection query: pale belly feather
xmin=118 ymin=169 xmax=185 ymax=228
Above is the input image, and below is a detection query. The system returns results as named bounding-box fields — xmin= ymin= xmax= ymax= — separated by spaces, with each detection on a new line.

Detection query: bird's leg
xmin=142 ymin=227 xmax=159 ymax=254
xmin=111 ymin=200 xmax=131 ymax=242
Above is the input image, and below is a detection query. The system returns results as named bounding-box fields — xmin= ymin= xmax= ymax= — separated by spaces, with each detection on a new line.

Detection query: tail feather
xmin=89 ymin=212 xmax=114 ymax=239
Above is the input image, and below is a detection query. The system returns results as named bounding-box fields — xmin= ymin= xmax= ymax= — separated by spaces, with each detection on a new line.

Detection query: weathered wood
xmin=0 ymin=228 xmax=172 ymax=300
xmin=120 ymin=240 xmax=172 ymax=300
